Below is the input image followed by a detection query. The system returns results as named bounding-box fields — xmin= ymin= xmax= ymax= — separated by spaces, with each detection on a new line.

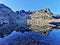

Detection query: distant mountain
xmin=16 ymin=10 xmax=33 ymax=15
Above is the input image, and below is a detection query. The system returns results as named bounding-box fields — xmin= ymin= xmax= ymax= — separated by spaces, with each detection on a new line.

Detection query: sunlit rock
xmin=27 ymin=8 xmax=60 ymax=36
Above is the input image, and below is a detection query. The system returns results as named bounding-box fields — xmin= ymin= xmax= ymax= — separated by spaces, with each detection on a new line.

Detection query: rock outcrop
xmin=27 ymin=8 xmax=60 ymax=36
xmin=39 ymin=8 xmax=53 ymax=15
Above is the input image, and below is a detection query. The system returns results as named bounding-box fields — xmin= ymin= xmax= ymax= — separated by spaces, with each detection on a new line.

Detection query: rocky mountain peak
xmin=39 ymin=8 xmax=53 ymax=15
xmin=0 ymin=4 xmax=9 ymax=9
xmin=0 ymin=4 xmax=6 ymax=8
xmin=0 ymin=4 xmax=14 ymax=16
xmin=16 ymin=10 xmax=33 ymax=15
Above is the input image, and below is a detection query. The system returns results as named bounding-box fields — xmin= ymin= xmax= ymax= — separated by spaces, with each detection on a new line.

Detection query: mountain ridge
xmin=0 ymin=4 xmax=60 ymax=37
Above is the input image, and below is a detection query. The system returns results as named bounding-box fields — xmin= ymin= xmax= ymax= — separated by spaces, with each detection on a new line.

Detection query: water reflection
xmin=0 ymin=30 xmax=60 ymax=45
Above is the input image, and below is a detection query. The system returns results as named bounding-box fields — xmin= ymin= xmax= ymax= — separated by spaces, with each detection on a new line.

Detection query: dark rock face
xmin=16 ymin=10 xmax=33 ymax=15
xmin=52 ymin=14 xmax=60 ymax=19
xmin=49 ymin=22 xmax=60 ymax=26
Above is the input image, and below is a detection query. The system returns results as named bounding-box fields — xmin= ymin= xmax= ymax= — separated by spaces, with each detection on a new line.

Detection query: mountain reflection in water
xmin=0 ymin=30 xmax=59 ymax=45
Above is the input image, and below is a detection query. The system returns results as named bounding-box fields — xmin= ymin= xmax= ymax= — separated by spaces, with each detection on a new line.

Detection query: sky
xmin=0 ymin=0 xmax=60 ymax=14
